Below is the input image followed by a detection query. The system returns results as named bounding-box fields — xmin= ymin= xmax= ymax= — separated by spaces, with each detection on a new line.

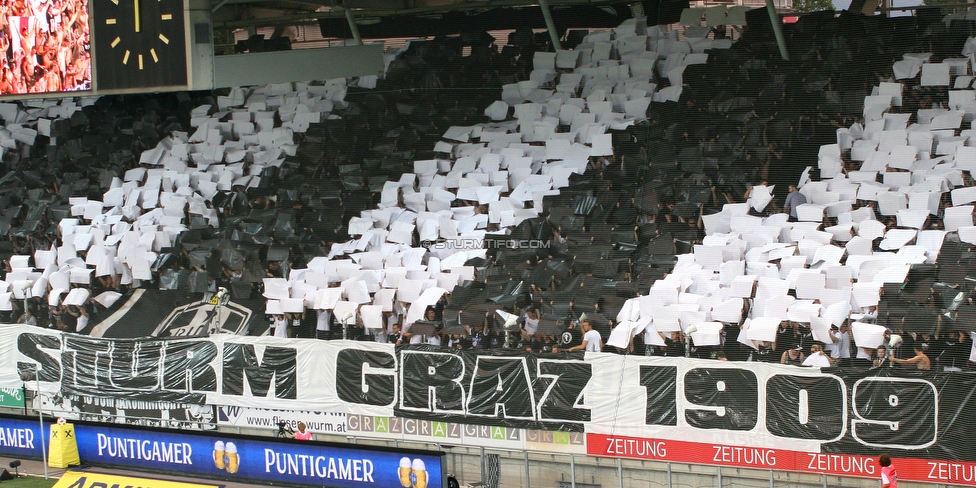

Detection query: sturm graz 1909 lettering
xmin=10 ymin=330 xmax=957 ymax=458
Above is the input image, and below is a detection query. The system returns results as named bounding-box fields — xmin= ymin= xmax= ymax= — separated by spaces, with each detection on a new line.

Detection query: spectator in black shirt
xmin=487 ymin=330 xmax=505 ymax=349
xmin=265 ymin=261 xmax=283 ymax=278
xmin=939 ymin=331 xmax=969 ymax=370
xmin=538 ymin=335 xmax=557 ymax=353
xmin=557 ymin=322 xmax=583 ymax=352
xmin=752 ymin=341 xmax=777 ymax=363
xmin=469 ymin=324 xmax=489 ymax=349
xmin=58 ymin=304 xmax=77 ymax=331
xmin=656 ymin=331 xmax=684 ymax=357
xmin=873 ymin=346 xmax=890 ymax=369
xmin=723 ymin=323 xmax=749 ymax=361
xmin=781 ymin=345 xmax=806 ymax=366
xmin=388 ymin=324 xmax=404 ymax=345
xmin=776 ymin=322 xmax=801 ymax=352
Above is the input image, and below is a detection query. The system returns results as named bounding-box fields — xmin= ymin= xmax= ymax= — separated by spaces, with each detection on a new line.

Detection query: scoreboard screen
xmin=0 ymin=0 xmax=92 ymax=96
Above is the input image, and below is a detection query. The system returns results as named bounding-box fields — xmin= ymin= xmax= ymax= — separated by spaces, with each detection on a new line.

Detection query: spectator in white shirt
xmin=521 ymin=308 xmax=539 ymax=340
xmin=829 ymin=323 xmax=852 ymax=367
xmin=408 ymin=328 xmax=424 ymax=344
xmin=315 ymin=308 xmax=331 ymax=340
xmin=569 ymin=320 xmax=603 ymax=353
xmin=272 ymin=314 xmax=290 ymax=338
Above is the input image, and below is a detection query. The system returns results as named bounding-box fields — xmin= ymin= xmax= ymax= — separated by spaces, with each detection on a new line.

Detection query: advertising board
xmin=0 ymin=415 xmax=445 ymax=488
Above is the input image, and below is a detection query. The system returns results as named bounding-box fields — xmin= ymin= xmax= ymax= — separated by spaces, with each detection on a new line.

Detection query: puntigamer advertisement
xmin=0 ymin=416 xmax=444 ymax=488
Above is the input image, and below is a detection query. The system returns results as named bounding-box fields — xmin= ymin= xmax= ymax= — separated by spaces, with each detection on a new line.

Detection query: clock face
xmin=93 ymin=0 xmax=188 ymax=90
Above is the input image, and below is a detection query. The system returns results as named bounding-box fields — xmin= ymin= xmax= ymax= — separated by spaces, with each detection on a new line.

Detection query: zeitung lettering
xmin=604 ymin=438 xmax=666 ymax=458
xmin=712 ymin=446 xmax=777 ymax=466
xmin=807 ymin=454 xmax=877 ymax=475
xmin=928 ymin=462 xmax=976 ymax=482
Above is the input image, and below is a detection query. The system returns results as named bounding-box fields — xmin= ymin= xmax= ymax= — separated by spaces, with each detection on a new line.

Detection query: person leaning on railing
xmin=292 ymin=422 xmax=313 ymax=441
xmin=889 ymin=344 xmax=931 ymax=370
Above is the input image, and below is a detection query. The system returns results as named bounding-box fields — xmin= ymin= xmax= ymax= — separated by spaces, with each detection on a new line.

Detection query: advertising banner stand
xmin=49 ymin=422 xmax=81 ymax=468
xmin=0 ymin=414 xmax=446 ymax=487
xmin=0 ymin=388 xmax=24 ymax=408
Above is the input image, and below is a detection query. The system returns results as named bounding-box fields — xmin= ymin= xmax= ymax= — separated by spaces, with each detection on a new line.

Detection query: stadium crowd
xmin=0 ymin=8 xmax=970 ymax=375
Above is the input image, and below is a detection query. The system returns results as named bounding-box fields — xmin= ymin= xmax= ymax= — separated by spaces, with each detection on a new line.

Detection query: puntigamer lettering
xmin=264 ymin=449 xmax=374 ymax=482
xmin=0 ymin=427 xmax=34 ymax=449
xmin=96 ymin=433 xmax=193 ymax=465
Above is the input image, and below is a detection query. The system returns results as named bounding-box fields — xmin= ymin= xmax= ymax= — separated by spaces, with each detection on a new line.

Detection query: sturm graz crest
xmin=153 ymin=296 xmax=253 ymax=337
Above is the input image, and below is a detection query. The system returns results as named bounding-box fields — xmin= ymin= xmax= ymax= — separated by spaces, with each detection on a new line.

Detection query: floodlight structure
xmin=17 ymin=365 xmax=47 ymax=479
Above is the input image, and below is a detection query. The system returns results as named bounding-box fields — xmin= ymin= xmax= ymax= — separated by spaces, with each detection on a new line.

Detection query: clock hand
xmin=134 ymin=0 xmax=140 ymax=32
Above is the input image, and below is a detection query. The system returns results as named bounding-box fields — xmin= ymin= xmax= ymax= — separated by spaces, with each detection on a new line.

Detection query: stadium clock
xmin=93 ymin=0 xmax=188 ymax=90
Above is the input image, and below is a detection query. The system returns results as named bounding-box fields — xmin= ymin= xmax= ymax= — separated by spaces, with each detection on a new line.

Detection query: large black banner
xmin=824 ymin=369 xmax=972 ymax=461
xmin=387 ymin=348 xmax=976 ymax=462
xmin=5 ymin=326 xmax=976 ymax=462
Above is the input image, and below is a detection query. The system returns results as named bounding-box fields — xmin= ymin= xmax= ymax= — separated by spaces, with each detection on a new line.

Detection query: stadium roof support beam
xmin=765 ymin=0 xmax=789 ymax=61
xmin=342 ymin=6 xmax=364 ymax=44
xmin=538 ymin=0 xmax=562 ymax=50
xmin=213 ymin=0 xmax=632 ymax=30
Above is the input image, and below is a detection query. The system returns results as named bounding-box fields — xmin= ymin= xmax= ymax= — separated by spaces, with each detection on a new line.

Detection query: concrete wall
xmin=212 ymin=44 xmax=385 ymax=88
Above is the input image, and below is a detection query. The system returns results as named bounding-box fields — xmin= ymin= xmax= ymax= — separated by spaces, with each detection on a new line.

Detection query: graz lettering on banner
xmin=335 ymin=347 xmax=593 ymax=430
xmin=346 ymin=413 xmax=525 ymax=450
xmin=344 ymin=413 xmax=585 ymax=454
